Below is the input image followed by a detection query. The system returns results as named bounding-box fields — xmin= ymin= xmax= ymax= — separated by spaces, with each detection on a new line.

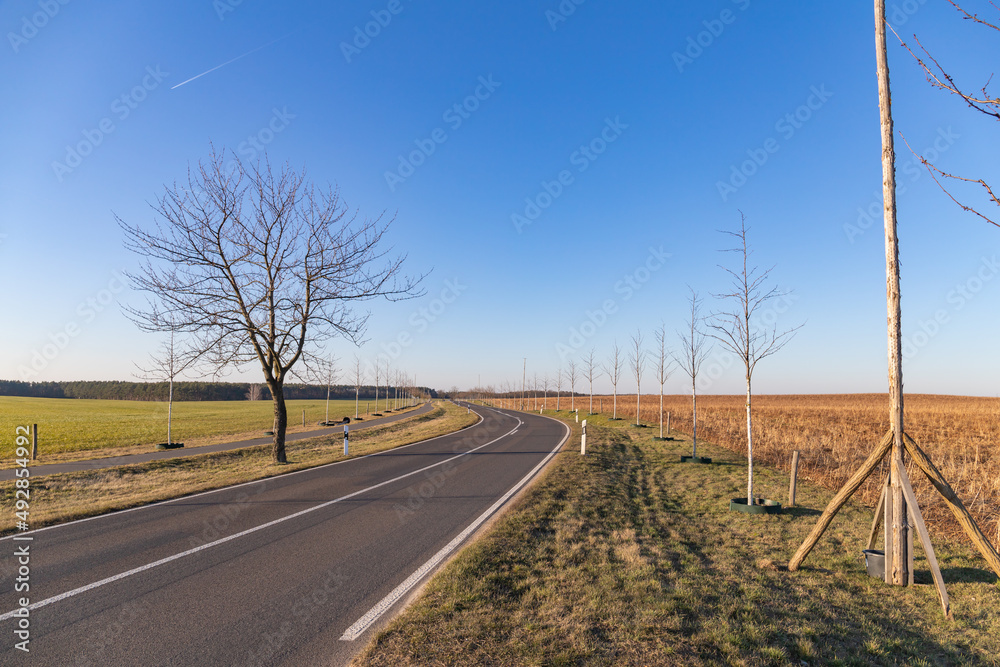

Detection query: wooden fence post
xmin=788 ymin=450 xmax=800 ymax=508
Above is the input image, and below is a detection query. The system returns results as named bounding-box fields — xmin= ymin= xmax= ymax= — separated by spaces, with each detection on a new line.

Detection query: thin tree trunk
xmin=659 ymin=387 xmax=664 ymax=438
xmin=355 ymin=386 xmax=359 ymax=419
xmin=167 ymin=374 xmax=173 ymax=446
xmin=270 ymin=381 xmax=288 ymax=463
xmin=613 ymin=387 xmax=617 ymax=419
xmin=746 ymin=375 xmax=753 ymax=504
xmin=636 ymin=388 xmax=640 ymax=425
xmin=691 ymin=375 xmax=697 ymax=458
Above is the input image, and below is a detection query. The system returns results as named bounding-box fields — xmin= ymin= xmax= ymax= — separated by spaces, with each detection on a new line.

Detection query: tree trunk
xmin=355 ymin=386 xmax=359 ymax=419
xmin=746 ymin=375 xmax=753 ymax=505
xmin=691 ymin=375 xmax=697 ymax=458
xmin=613 ymin=387 xmax=617 ymax=419
xmin=635 ymin=386 xmax=640 ymax=425
xmin=270 ymin=381 xmax=288 ymax=463
xmin=167 ymin=374 xmax=173 ymax=446
xmin=659 ymin=387 xmax=664 ymax=438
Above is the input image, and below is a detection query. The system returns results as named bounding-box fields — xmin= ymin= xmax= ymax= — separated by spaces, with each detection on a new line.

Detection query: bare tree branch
xmin=120 ymin=147 xmax=424 ymax=463
xmin=891 ymin=4 xmax=1000 ymax=226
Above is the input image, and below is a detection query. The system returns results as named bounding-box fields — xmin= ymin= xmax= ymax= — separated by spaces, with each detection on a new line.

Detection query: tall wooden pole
xmin=875 ymin=0 xmax=910 ymax=586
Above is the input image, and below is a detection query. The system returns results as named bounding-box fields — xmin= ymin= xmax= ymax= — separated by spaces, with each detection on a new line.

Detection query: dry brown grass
xmin=512 ymin=393 xmax=1000 ymax=550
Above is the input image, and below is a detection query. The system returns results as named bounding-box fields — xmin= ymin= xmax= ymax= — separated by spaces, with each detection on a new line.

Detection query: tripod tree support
xmin=788 ymin=431 xmax=893 ymax=572
xmin=904 ymin=434 xmax=1000 ymax=578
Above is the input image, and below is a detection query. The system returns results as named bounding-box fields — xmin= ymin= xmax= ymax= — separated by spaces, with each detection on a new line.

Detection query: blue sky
xmin=1 ymin=0 xmax=997 ymax=396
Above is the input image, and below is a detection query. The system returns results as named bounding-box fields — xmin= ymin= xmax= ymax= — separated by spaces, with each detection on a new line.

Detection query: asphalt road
xmin=0 ymin=403 xmax=569 ymax=665
xmin=0 ymin=401 xmax=435 ymax=481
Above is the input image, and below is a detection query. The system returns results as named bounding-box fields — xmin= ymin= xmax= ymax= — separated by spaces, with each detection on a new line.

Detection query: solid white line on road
xmin=339 ymin=418 xmax=570 ymax=642
xmin=0 ymin=415 xmax=519 ymax=623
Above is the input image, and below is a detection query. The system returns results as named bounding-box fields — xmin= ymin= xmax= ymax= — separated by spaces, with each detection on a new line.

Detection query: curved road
xmin=0 ymin=403 xmax=568 ymax=665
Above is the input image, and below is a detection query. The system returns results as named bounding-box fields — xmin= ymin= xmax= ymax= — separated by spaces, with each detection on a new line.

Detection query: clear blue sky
xmin=1 ymin=0 xmax=997 ymax=396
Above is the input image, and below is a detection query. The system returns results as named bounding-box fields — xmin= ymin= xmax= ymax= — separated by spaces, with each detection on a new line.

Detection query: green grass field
xmin=0 ymin=395 xmax=404 ymax=457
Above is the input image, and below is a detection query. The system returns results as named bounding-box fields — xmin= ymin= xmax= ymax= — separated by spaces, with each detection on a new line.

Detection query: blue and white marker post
xmin=343 ymin=423 xmax=349 ymax=456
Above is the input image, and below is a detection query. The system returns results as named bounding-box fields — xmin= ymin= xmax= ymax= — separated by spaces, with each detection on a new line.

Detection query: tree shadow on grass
xmin=939 ymin=566 xmax=998 ymax=584
xmin=780 ymin=506 xmax=822 ymax=518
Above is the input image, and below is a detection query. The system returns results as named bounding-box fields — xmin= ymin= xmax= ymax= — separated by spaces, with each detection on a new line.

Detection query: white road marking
xmin=339 ymin=417 xmax=569 ymax=641
xmin=0 ymin=412 xmax=513 ymax=622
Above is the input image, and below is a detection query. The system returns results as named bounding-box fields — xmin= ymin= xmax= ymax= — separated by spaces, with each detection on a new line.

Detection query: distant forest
xmin=0 ymin=380 xmax=437 ymax=402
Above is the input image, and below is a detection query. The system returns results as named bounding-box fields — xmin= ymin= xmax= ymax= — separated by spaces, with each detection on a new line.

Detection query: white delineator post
xmin=344 ymin=424 xmax=349 ymax=456
xmin=581 ymin=420 xmax=587 ymax=455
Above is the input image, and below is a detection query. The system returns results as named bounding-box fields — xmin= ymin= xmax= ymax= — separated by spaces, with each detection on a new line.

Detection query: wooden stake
xmin=867 ymin=475 xmax=889 ymax=551
xmin=894 ymin=457 xmax=951 ymax=619
xmin=31 ymin=424 xmax=38 ymax=460
xmin=884 ymin=469 xmax=897 ymax=583
xmin=788 ymin=450 xmax=800 ymax=508
xmin=904 ymin=434 xmax=1000 ymax=578
xmin=789 ymin=430 xmax=893 ymax=571
xmin=875 ymin=0 xmax=910 ymax=587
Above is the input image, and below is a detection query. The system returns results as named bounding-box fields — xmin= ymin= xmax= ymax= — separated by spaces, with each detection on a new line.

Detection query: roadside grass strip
xmin=354 ymin=415 xmax=1000 ymax=666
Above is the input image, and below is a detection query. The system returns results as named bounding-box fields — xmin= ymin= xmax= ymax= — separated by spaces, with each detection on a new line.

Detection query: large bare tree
xmin=674 ymin=288 xmax=711 ymax=457
xmin=120 ymin=148 xmax=421 ymax=463
xmin=708 ymin=214 xmax=800 ymax=505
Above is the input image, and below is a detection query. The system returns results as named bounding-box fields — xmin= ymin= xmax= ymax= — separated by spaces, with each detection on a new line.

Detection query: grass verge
xmin=353 ymin=412 xmax=1000 ymax=666
xmin=0 ymin=401 xmax=476 ymax=535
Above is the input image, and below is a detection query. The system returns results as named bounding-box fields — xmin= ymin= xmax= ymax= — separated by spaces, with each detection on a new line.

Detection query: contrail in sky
xmin=171 ymin=36 xmax=287 ymax=90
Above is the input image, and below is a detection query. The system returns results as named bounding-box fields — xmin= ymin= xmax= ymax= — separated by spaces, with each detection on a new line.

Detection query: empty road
xmin=1 ymin=403 xmax=568 ymax=665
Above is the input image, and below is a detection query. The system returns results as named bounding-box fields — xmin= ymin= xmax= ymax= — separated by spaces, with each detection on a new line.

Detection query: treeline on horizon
xmin=0 ymin=380 xmax=437 ymax=402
